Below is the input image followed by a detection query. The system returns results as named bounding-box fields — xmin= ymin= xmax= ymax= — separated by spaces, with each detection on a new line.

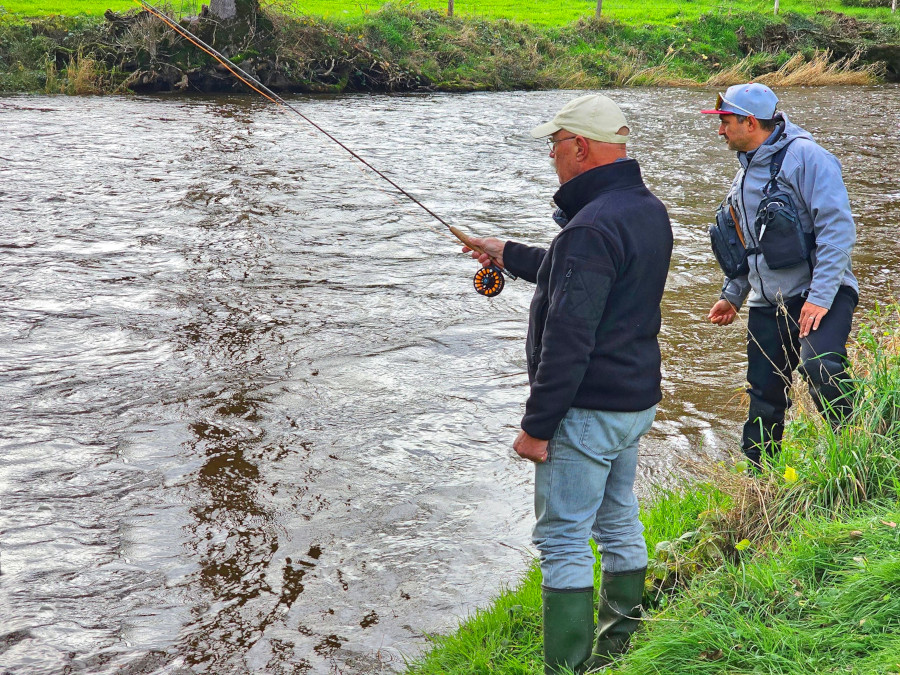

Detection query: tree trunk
xmin=199 ymin=0 xmax=263 ymax=54
xmin=596 ymin=0 xmax=602 ymax=18
xmin=893 ymin=0 xmax=897 ymax=13
xmin=448 ymin=0 xmax=454 ymax=16
xmin=208 ymin=0 xmax=236 ymax=19
xmin=208 ymin=0 xmax=259 ymax=20
xmin=773 ymin=0 xmax=779 ymax=14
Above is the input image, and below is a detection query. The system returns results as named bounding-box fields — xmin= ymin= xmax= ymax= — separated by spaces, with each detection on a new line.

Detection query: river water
xmin=0 ymin=86 xmax=897 ymax=674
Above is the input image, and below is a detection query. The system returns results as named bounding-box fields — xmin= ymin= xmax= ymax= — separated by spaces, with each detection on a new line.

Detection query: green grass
xmin=3 ymin=0 xmax=899 ymax=27
xmin=403 ymin=308 xmax=900 ymax=674
xmin=0 ymin=0 xmax=196 ymax=15
xmin=617 ymin=511 xmax=900 ymax=675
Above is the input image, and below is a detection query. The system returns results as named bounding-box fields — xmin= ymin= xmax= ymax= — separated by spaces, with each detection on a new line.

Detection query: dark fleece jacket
xmin=503 ymin=159 xmax=673 ymax=440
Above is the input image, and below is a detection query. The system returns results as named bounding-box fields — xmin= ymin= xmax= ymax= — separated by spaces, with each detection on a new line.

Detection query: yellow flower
xmin=735 ymin=539 xmax=750 ymax=551
xmin=784 ymin=466 xmax=798 ymax=483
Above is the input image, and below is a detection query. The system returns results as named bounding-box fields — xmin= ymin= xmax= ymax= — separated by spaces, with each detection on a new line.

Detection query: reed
xmin=705 ymin=49 xmax=884 ymax=86
xmin=43 ymin=51 xmax=114 ymax=94
xmin=64 ymin=52 xmax=102 ymax=93
xmin=755 ymin=49 xmax=884 ymax=85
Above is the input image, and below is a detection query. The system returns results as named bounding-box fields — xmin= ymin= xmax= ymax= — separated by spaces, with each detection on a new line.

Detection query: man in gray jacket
xmin=702 ymin=83 xmax=858 ymax=467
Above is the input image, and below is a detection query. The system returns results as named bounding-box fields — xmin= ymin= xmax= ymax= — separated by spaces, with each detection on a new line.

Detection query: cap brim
xmin=699 ymin=109 xmax=734 ymax=115
xmin=529 ymin=120 xmax=561 ymax=138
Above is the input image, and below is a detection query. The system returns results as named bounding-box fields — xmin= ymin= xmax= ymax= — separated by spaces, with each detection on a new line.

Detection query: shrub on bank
xmin=404 ymin=308 xmax=900 ymax=674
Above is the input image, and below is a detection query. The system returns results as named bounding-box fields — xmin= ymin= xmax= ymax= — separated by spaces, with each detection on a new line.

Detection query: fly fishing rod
xmin=136 ymin=0 xmax=512 ymax=297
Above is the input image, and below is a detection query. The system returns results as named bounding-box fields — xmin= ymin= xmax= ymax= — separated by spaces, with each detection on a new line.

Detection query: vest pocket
xmin=754 ymin=192 xmax=812 ymax=270
xmin=709 ymin=201 xmax=750 ymax=279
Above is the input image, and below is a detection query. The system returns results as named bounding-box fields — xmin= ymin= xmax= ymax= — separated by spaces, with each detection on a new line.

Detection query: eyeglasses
xmin=545 ymin=136 xmax=577 ymax=152
xmin=713 ymin=92 xmax=753 ymax=117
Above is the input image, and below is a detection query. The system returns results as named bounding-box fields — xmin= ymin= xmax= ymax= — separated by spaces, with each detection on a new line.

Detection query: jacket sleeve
xmin=721 ymin=275 xmax=751 ymax=310
xmin=521 ymin=227 xmax=617 ymax=440
xmin=790 ymin=144 xmax=856 ymax=309
xmin=503 ymin=241 xmax=547 ymax=283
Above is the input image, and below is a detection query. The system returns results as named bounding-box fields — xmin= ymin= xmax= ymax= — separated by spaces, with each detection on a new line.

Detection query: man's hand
xmin=708 ymin=299 xmax=738 ymax=326
xmin=513 ymin=430 xmax=548 ymax=463
xmin=799 ymin=301 xmax=828 ymax=338
xmin=462 ymin=236 xmax=505 ymax=269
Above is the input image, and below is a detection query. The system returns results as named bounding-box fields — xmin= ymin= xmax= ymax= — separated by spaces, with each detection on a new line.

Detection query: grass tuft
xmin=754 ymin=49 xmax=885 ymax=85
xmin=704 ymin=49 xmax=884 ymax=86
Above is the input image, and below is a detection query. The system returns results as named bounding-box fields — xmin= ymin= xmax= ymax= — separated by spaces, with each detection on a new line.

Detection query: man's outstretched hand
xmin=708 ymin=299 xmax=738 ymax=326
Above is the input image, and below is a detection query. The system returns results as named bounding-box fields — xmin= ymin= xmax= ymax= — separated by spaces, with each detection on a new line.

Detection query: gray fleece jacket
xmin=720 ymin=112 xmax=858 ymax=310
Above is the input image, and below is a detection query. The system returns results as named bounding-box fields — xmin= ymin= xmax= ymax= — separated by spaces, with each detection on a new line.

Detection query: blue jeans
xmin=533 ymin=406 xmax=656 ymax=590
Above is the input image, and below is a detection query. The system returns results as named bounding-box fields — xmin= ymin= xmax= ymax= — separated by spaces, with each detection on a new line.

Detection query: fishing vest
xmin=709 ymin=139 xmax=813 ymax=279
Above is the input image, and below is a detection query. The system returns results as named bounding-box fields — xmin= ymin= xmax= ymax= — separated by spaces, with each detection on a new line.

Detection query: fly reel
xmin=473 ymin=265 xmax=505 ymax=297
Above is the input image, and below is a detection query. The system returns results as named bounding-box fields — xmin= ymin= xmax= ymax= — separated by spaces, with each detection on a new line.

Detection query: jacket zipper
xmin=533 ymin=265 xmax=573 ymax=368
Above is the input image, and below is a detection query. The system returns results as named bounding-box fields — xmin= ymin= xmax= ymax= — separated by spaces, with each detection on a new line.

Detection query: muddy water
xmin=0 ymin=86 xmax=897 ymax=674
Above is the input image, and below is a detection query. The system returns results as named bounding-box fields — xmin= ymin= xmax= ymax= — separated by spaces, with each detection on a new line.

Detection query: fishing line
xmin=136 ymin=0 xmax=512 ymax=296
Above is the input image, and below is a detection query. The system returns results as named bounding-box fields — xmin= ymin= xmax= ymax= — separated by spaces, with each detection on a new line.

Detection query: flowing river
xmin=1 ymin=86 xmax=898 ymax=674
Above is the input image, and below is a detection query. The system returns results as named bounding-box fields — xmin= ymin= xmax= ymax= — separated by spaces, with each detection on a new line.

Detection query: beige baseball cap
xmin=529 ymin=94 xmax=629 ymax=144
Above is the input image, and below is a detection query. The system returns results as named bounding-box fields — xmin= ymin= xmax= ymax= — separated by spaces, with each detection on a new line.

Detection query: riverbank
xmin=1 ymin=2 xmax=899 ymax=93
xmin=405 ymin=306 xmax=900 ymax=674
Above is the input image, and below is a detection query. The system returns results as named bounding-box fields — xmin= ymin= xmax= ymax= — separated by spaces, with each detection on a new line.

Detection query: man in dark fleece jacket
xmin=464 ymin=94 xmax=672 ymax=674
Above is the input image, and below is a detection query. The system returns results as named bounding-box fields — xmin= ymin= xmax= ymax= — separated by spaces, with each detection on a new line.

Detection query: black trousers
xmin=742 ymin=286 xmax=858 ymax=465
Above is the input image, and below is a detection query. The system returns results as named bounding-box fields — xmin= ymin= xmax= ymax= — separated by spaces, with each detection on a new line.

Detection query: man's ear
xmin=575 ymin=135 xmax=589 ymax=160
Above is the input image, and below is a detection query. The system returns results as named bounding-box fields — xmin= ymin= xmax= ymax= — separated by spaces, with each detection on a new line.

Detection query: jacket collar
xmin=552 ymin=159 xmax=643 ymax=225
xmin=738 ymin=112 xmax=814 ymax=168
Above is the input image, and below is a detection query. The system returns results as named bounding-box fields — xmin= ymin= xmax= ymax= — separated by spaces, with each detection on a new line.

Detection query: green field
xmin=3 ymin=0 xmax=898 ymax=26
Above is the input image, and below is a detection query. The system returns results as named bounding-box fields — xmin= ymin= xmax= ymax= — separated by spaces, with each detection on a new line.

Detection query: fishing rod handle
xmin=449 ymin=226 xmax=516 ymax=280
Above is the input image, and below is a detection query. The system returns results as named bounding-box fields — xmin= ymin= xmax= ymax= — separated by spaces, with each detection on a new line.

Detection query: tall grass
xmin=403 ymin=307 xmax=900 ymax=675
xmin=707 ymin=49 xmax=885 ymax=86
xmin=43 ymin=51 xmax=122 ymax=93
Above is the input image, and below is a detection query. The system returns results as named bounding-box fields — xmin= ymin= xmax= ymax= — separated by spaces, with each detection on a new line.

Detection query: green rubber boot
xmin=542 ymin=586 xmax=594 ymax=675
xmin=582 ymin=568 xmax=647 ymax=672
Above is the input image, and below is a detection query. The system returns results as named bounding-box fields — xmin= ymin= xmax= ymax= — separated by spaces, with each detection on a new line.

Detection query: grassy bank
xmin=405 ymin=306 xmax=900 ymax=674
xmin=1 ymin=1 xmax=899 ymax=93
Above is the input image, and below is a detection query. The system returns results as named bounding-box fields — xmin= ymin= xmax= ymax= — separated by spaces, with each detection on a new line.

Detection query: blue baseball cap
xmin=700 ymin=83 xmax=779 ymax=119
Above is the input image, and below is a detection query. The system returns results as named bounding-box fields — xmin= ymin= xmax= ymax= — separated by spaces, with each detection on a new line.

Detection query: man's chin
xmin=550 ymin=160 xmax=564 ymax=184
